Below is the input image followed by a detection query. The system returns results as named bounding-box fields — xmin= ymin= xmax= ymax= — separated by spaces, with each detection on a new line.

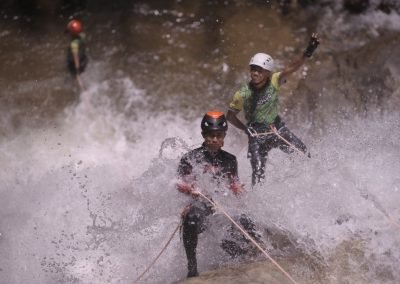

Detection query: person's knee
xmin=183 ymin=206 xmax=207 ymax=235
xmin=250 ymin=155 xmax=266 ymax=177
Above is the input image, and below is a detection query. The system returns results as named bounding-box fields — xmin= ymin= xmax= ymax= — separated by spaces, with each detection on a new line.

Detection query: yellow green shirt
xmin=69 ymin=33 xmax=86 ymax=58
xmin=229 ymin=72 xmax=281 ymax=125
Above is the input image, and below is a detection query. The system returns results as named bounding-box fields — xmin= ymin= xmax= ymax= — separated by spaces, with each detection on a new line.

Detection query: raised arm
xmin=279 ymin=33 xmax=320 ymax=84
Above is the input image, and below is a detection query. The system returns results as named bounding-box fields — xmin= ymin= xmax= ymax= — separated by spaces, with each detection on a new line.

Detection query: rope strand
xmin=270 ymin=126 xmax=305 ymax=155
xmin=197 ymin=191 xmax=299 ymax=284
xmin=133 ymin=222 xmax=181 ymax=284
xmin=254 ymin=131 xmax=273 ymax=137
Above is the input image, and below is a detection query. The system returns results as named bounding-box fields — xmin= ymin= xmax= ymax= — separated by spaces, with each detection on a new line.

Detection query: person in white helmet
xmin=227 ymin=33 xmax=320 ymax=185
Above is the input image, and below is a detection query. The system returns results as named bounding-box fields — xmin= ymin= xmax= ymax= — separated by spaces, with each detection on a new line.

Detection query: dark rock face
xmin=0 ymin=0 xmax=69 ymax=16
xmin=377 ymin=0 xmax=400 ymax=14
xmin=333 ymin=33 xmax=400 ymax=114
xmin=343 ymin=0 xmax=370 ymax=13
xmin=275 ymin=0 xmax=318 ymax=15
xmin=285 ymin=32 xmax=400 ymax=132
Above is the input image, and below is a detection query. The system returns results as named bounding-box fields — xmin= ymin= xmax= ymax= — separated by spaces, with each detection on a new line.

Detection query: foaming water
xmin=0 ymin=76 xmax=202 ymax=283
xmin=238 ymin=114 xmax=400 ymax=283
xmin=1 ymin=3 xmax=400 ymax=283
xmin=1 ymin=72 xmax=399 ymax=283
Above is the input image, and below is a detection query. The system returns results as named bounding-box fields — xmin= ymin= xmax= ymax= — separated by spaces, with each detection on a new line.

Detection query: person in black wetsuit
xmin=177 ymin=111 xmax=262 ymax=278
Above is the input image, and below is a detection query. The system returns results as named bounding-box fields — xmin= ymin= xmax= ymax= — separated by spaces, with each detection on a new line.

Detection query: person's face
xmin=250 ymin=65 xmax=271 ymax=89
xmin=202 ymin=130 xmax=226 ymax=152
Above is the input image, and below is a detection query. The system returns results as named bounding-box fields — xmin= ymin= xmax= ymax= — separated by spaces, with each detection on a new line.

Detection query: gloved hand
xmin=304 ymin=33 xmax=320 ymax=58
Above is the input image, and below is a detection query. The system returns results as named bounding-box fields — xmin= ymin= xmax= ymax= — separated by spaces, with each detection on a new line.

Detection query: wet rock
xmin=276 ymin=0 xmax=317 ymax=15
xmin=343 ymin=0 xmax=370 ymax=14
xmin=327 ymin=239 xmax=395 ymax=283
xmin=285 ymin=32 xmax=400 ymax=131
xmin=175 ymin=221 xmax=326 ymax=284
xmin=0 ymin=0 xmax=63 ymax=16
xmin=177 ymin=256 xmax=326 ymax=284
xmin=335 ymin=33 xmax=400 ymax=112
xmin=377 ymin=0 xmax=400 ymax=14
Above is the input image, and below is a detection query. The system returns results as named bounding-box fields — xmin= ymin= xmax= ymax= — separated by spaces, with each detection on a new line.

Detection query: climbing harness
xmin=248 ymin=125 xmax=305 ymax=155
xmin=269 ymin=125 xmax=305 ymax=154
xmin=197 ymin=191 xmax=299 ymax=284
xmin=133 ymin=222 xmax=182 ymax=283
xmin=247 ymin=126 xmax=273 ymax=137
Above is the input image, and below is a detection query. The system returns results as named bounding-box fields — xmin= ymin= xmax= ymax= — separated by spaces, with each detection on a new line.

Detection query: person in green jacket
xmin=65 ymin=19 xmax=88 ymax=89
xmin=227 ymin=33 xmax=320 ymax=186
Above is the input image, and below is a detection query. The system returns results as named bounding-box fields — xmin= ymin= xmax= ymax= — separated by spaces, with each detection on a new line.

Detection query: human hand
xmin=190 ymin=188 xmax=201 ymax=197
xmin=177 ymin=181 xmax=193 ymax=193
xmin=229 ymin=182 xmax=245 ymax=195
xmin=177 ymin=181 xmax=201 ymax=197
xmin=304 ymin=32 xmax=320 ymax=58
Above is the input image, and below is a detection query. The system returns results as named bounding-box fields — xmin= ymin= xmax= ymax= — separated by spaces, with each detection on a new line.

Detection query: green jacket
xmin=229 ymin=72 xmax=281 ymax=125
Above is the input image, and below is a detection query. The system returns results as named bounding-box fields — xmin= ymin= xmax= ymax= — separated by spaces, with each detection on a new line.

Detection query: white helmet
xmin=249 ymin=53 xmax=274 ymax=71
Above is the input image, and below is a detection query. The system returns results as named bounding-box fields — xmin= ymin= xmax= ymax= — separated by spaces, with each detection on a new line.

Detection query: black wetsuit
xmin=177 ymin=144 xmax=238 ymax=183
xmin=177 ymin=144 xmax=262 ymax=277
xmin=248 ymin=115 xmax=307 ymax=185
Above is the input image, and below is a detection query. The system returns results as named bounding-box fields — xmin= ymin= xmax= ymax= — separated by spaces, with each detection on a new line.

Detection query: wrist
xmin=303 ymin=50 xmax=313 ymax=58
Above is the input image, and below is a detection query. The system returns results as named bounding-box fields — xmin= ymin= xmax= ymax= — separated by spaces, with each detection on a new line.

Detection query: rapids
xmin=1 ymin=1 xmax=400 ymax=283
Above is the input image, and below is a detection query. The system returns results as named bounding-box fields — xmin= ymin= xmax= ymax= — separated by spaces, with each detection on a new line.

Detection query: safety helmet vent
xmin=201 ymin=111 xmax=228 ymax=132
xmin=249 ymin=53 xmax=274 ymax=71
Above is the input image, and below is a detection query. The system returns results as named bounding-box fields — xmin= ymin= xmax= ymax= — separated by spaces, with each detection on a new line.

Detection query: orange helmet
xmin=67 ymin=20 xmax=82 ymax=35
xmin=201 ymin=111 xmax=228 ymax=132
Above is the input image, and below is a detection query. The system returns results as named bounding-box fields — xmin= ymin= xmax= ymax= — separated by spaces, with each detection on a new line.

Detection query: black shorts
xmin=67 ymin=55 xmax=88 ymax=75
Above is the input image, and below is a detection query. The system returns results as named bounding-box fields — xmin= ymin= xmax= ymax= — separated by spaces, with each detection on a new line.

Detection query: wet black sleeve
xmin=177 ymin=154 xmax=192 ymax=178
xmin=221 ymin=152 xmax=239 ymax=182
xmin=231 ymin=157 xmax=239 ymax=180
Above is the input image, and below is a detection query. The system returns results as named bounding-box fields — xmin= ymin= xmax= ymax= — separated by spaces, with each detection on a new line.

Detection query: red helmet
xmin=201 ymin=111 xmax=228 ymax=132
xmin=67 ymin=20 xmax=82 ymax=35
